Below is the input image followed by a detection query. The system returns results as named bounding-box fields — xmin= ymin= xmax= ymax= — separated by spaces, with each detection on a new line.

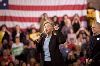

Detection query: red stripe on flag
xmin=0 ymin=16 xmax=39 ymax=22
xmin=9 ymin=5 xmax=87 ymax=11
xmin=0 ymin=16 xmax=85 ymax=22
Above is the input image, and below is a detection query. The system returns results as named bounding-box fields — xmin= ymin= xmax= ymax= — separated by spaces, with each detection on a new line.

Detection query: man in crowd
xmin=86 ymin=21 xmax=100 ymax=66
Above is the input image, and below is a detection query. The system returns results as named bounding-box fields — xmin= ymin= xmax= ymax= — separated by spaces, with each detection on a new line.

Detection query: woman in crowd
xmin=61 ymin=15 xmax=72 ymax=39
xmin=37 ymin=21 xmax=66 ymax=66
xmin=0 ymin=49 xmax=13 ymax=66
xmin=0 ymin=24 xmax=11 ymax=48
xmin=39 ymin=13 xmax=51 ymax=32
xmin=52 ymin=16 xmax=59 ymax=24
xmin=72 ymin=14 xmax=81 ymax=33
xmin=23 ymin=40 xmax=37 ymax=64
xmin=8 ymin=62 xmax=15 ymax=66
xmin=11 ymin=37 xmax=24 ymax=62
xmin=59 ymin=15 xmax=71 ymax=31
xmin=12 ymin=25 xmax=25 ymax=43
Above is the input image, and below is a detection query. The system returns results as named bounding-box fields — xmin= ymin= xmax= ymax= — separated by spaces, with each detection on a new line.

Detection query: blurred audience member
xmin=72 ymin=14 xmax=81 ymax=33
xmin=12 ymin=25 xmax=25 ymax=43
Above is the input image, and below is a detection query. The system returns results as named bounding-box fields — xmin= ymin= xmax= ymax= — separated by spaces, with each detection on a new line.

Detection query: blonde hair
xmin=43 ymin=21 xmax=54 ymax=27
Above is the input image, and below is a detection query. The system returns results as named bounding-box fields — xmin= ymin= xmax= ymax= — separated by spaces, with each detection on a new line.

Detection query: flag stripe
xmin=0 ymin=21 xmax=40 ymax=29
xmin=0 ymin=10 xmax=87 ymax=17
xmin=9 ymin=5 xmax=87 ymax=11
xmin=0 ymin=0 xmax=87 ymax=29
xmin=9 ymin=0 xmax=87 ymax=6
xmin=0 ymin=16 xmax=85 ymax=22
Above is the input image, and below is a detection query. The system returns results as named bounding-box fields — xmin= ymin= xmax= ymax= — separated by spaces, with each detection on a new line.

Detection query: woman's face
xmin=79 ymin=34 xmax=83 ymax=39
xmin=53 ymin=16 xmax=57 ymax=22
xmin=44 ymin=23 xmax=53 ymax=34
xmin=3 ymin=50 xmax=8 ymax=56
xmin=15 ymin=37 xmax=20 ymax=43
xmin=8 ymin=63 xmax=14 ymax=66
xmin=15 ymin=25 xmax=20 ymax=31
xmin=64 ymin=15 xmax=68 ymax=20
xmin=2 ymin=26 xmax=6 ymax=32
xmin=32 ymin=29 xmax=36 ymax=33
xmin=21 ymin=62 xmax=26 ymax=66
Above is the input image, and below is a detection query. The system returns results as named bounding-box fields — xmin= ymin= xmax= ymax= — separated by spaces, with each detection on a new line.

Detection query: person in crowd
xmin=52 ymin=16 xmax=59 ymax=24
xmin=67 ymin=28 xmax=77 ymax=43
xmin=0 ymin=24 xmax=11 ymax=48
xmin=72 ymin=14 xmax=81 ymax=33
xmin=29 ymin=58 xmax=37 ymax=66
xmin=75 ymin=27 xmax=90 ymax=58
xmin=8 ymin=62 xmax=15 ymax=66
xmin=23 ymin=40 xmax=37 ymax=63
xmin=61 ymin=15 xmax=72 ymax=39
xmin=64 ymin=37 xmax=77 ymax=66
xmin=12 ymin=25 xmax=25 ymax=43
xmin=11 ymin=37 xmax=24 ymax=61
xmin=37 ymin=21 xmax=66 ymax=66
xmin=86 ymin=22 xmax=100 ymax=66
xmin=0 ymin=49 xmax=13 ymax=66
xmin=87 ymin=2 xmax=96 ymax=31
xmin=29 ymin=28 xmax=40 ymax=42
xmin=39 ymin=13 xmax=51 ymax=32
xmin=0 ymin=59 xmax=6 ymax=66
xmin=59 ymin=15 xmax=71 ymax=31
xmin=20 ymin=61 xmax=27 ymax=66
xmin=80 ymin=36 xmax=90 ymax=66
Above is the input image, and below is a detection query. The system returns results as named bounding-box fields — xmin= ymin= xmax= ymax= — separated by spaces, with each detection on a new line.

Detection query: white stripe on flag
xmin=0 ymin=10 xmax=87 ymax=17
xmin=0 ymin=21 xmax=40 ymax=29
xmin=9 ymin=0 xmax=87 ymax=6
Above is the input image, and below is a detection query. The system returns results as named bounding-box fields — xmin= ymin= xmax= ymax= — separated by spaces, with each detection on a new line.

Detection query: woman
xmin=72 ymin=14 xmax=81 ymax=33
xmin=12 ymin=25 xmax=25 ymax=43
xmin=12 ymin=37 xmax=24 ymax=61
xmin=37 ymin=22 xmax=66 ymax=66
xmin=39 ymin=13 xmax=51 ymax=32
xmin=0 ymin=24 xmax=11 ymax=47
xmin=61 ymin=15 xmax=72 ymax=39
xmin=59 ymin=15 xmax=71 ymax=31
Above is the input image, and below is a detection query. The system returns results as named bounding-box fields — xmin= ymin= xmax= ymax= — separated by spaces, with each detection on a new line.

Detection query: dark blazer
xmin=37 ymin=32 xmax=66 ymax=66
xmin=89 ymin=34 xmax=100 ymax=60
xmin=2 ymin=32 xmax=10 ymax=43
xmin=12 ymin=30 xmax=25 ymax=43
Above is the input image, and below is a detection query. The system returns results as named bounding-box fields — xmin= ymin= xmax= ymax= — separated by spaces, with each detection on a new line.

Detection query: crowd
xmin=0 ymin=2 xmax=99 ymax=66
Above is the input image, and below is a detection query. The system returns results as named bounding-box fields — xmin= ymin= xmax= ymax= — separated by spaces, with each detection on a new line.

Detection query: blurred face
xmin=89 ymin=2 xmax=93 ymax=7
xmin=43 ymin=13 xmax=48 ymax=17
xmin=3 ymin=50 xmax=8 ymax=56
xmin=54 ymin=24 xmax=59 ymax=30
xmin=53 ymin=16 xmax=57 ymax=22
xmin=21 ymin=62 xmax=26 ymax=66
xmin=1 ymin=61 xmax=6 ymax=66
xmin=15 ymin=37 xmax=20 ymax=43
xmin=92 ymin=23 xmax=100 ymax=34
xmin=29 ymin=41 xmax=36 ymax=48
xmin=32 ymin=29 xmax=36 ymax=33
xmin=16 ymin=25 xmax=20 ymax=31
xmin=79 ymin=34 xmax=83 ymax=39
xmin=44 ymin=23 xmax=53 ymax=34
xmin=41 ymin=14 xmax=45 ymax=19
xmin=64 ymin=15 xmax=68 ymax=20
xmin=8 ymin=63 xmax=14 ymax=66
xmin=2 ymin=26 xmax=6 ymax=32
xmin=30 ymin=58 xmax=36 ymax=65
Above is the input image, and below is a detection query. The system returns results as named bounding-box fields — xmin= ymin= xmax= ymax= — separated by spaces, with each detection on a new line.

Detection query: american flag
xmin=0 ymin=0 xmax=87 ymax=29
